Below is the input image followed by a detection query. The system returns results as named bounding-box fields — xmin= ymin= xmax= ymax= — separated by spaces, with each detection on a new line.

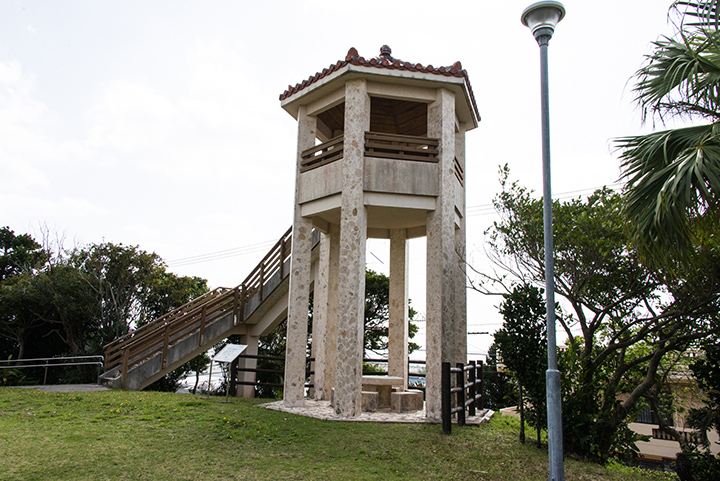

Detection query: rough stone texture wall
xmin=425 ymin=88 xmax=457 ymax=420
xmin=284 ymin=105 xmax=316 ymax=407
xmin=333 ymin=79 xmax=369 ymax=417
xmin=324 ymin=223 xmax=340 ymax=400
xmin=388 ymin=228 xmax=409 ymax=388
xmin=364 ymin=157 xmax=439 ymax=196
xmin=454 ymin=129 xmax=467 ymax=365
xmin=310 ymin=233 xmax=330 ymax=400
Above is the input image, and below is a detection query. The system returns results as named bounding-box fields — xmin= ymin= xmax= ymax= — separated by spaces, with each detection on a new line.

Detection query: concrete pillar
xmin=310 ymin=232 xmax=330 ymax=400
xmin=324 ymin=223 xmax=340 ymax=400
xmin=454 ymin=129 xmax=467 ymax=365
xmin=238 ymin=335 xmax=259 ymax=398
xmin=425 ymin=88 xmax=457 ymax=420
xmin=388 ymin=228 xmax=408 ymax=388
xmin=333 ymin=78 xmax=369 ymax=417
xmin=284 ymin=105 xmax=316 ymax=407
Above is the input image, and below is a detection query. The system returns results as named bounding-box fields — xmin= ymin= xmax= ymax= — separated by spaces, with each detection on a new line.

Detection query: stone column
xmin=238 ymin=334 xmax=259 ymax=398
xmin=284 ymin=105 xmax=316 ymax=407
xmin=311 ymin=233 xmax=330 ymax=400
xmin=425 ymin=88 xmax=457 ymax=420
xmin=454 ymin=128 xmax=467 ymax=365
xmin=324 ymin=223 xmax=340 ymax=400
xmin=388 ymin=228 xmax=408 ymax=389
xmin=333 ymin=78 xmax=369 ymax=417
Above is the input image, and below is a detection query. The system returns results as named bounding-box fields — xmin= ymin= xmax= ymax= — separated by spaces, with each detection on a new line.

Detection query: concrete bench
xmin=391 ymin=389 xmax=424 ymax=412
xmin=361 ymin=375 xmax=405 ymax=408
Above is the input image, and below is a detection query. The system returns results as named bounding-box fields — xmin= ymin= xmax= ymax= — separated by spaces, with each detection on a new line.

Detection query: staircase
xmin=100 ymin=227 xmax=306 ymax=390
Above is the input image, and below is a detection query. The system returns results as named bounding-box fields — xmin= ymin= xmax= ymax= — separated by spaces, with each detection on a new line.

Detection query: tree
xmin=0 ymin=228 xmax=209 ymax=386
xmin=482 ymin=344 xmax=516 ymax=412
xmin=71 ymin=242 xmax=166 ymax=347
xmin=188 ymin=351 xmax=212 ymax=394
xmin=473 ymin=167 xmax=720 ymax=462
xmin=364 ymin=269 xmax=419 ymax=355
xmin=0 ymin=228 xmax=47 ymax=359
xmin=494 ymin=283 xmax=547 ymax=447
xmin=690 ymin=342 xmax=720 ymax=444
xmin=29 ymin=261 xmax=99 ymax=356
xmin=0 ymin=227 xmax=46 ymax=281
xmin=616 ymin=1 xmax=720 ymax=266
xmin=672 ymin=342 xmax=720 ymax=480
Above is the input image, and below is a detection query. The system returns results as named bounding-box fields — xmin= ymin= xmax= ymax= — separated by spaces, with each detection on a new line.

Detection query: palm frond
xmin=674 ymin=1 xmax=720 ymax=31
xmin=616 ymin=122 xmax=720 ymax=263
xmin=634 ymin=32 xmax=720 ymax=122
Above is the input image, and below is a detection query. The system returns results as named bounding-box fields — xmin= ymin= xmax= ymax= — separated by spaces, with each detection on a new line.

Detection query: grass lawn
xmin=0 ymin=388 xmax=674 ymax=481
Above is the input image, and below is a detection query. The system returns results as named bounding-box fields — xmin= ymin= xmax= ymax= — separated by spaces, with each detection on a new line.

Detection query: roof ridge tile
xmin=279 ymin=46 xmax=480 ymax=122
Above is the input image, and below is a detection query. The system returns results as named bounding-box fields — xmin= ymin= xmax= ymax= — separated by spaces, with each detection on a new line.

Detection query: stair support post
xmin=162 ymin=325 xmax=170 ymax=369
xmin=259 ymin=264 xmax=265 ymax=301
xmin=121 ymin=348 xmax=129 ymax=390
xmin=199 ymin=305 xmax=207 ymax=346
xmin=233 ymin=287 xmax=240 ymax=326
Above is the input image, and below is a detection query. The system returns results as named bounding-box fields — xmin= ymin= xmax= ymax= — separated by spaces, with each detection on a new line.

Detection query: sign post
xmin=207 ymin=344 xmax=248 ymax=402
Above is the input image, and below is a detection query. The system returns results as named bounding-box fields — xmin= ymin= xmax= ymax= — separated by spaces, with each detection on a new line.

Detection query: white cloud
xmin=0 ymin=60 xmax=49 ymax=125
xmin=0 ymin=192 xmax=108 ymax=221
xmin=86 ymin=79 xmax=178 ymax=153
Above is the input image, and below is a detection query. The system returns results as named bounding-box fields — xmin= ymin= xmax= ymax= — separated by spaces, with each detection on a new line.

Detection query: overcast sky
xmin=0 ymin=1 xmax=681 ymax=357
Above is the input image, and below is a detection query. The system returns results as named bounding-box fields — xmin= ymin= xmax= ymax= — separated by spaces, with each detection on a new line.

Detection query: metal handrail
xmin=0 ymin=355 xmax=104 ymax=365
xmin=0 ymin=355 xmax=105 ymax=385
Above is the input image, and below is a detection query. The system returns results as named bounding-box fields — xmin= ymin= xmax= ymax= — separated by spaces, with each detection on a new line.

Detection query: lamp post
xmin=521 ymin=2 xmax=566 ymax=481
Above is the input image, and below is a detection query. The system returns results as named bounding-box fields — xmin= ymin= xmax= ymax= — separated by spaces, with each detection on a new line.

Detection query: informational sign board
xmin=213 ymin=344 xmax=248 ymax=364
xmin=208 ymin=344 xmax=248 ymax=402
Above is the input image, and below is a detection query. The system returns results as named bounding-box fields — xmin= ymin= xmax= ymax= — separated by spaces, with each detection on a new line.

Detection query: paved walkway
xmin=262 ymin=398 xmax=494 ymax=425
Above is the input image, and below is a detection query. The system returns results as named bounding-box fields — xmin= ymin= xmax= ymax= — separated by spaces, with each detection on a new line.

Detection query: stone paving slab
xmin=261 ymin=398 xmax=494 ymax=425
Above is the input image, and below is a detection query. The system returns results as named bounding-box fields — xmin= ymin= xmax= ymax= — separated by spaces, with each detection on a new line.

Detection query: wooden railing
xmin=365 ymin=132 xmax=439 ymax=162
xmin=102 ymin=289 xmax=231 ymax=372
xmin=300 ymin=132 xmax=440 ymax=174
xmin=300 ymin=135 xmax=344 ymax=172
xmin=103 ymin=227 xmax=295 ymax=387
xmin=442 ymin=360 xmax=484 ymax=435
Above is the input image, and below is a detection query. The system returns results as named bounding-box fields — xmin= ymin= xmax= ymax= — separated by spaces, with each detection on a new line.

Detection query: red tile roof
xmin=280 ymin=45 xmax=480 ymax=122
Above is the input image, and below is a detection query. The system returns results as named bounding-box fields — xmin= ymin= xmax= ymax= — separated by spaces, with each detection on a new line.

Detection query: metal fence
xmin=0 ymin=356 xmax=105 ymax=385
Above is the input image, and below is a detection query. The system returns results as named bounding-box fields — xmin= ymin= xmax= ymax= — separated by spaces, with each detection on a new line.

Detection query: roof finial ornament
xmin=380 ymin=45 xmax=392 ymax=59
xmin=345 ymin=47 xmax=359 ymax=61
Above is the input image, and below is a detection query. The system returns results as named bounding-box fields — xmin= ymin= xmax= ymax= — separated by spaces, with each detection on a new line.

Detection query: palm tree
xmin=616 ymin=1 xmax=720 ymax=266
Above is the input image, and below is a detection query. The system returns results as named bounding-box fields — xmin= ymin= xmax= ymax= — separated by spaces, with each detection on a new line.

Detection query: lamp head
xmin=521 ymin=1 xmax=565 ymax=40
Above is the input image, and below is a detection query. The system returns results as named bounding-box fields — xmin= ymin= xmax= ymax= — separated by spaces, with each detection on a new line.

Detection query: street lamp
xmin=521 ymin=2 xmax=566 ymax=481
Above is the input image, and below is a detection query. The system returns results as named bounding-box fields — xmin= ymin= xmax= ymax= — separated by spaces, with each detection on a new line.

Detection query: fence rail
xmin=0 ymin=356 xmax=105 ymax=385
xmin=231 ymin=354 xmax=314 ymax=390
xmin=441 ymin=360 xmax=484 ymax=435
xmin=226 ymin=355 xmax=424 ymax=395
